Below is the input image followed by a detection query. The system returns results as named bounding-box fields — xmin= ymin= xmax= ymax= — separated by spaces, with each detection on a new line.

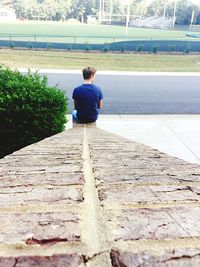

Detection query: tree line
xmin=1 ymin=0 xmax=200 ymax=25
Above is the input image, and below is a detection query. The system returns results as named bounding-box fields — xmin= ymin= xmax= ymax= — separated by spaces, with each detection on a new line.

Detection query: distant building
xmin=0 ymin=8 xmax=16 ymax=22
xmin=87 ymin=15 xmax=97 ymax=24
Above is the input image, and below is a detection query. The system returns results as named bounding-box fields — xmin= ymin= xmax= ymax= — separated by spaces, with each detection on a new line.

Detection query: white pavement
xmin=66 ymin=115 xmax=200 ymax=165
xmin=19 ymin=69 xmax=200 ymax=76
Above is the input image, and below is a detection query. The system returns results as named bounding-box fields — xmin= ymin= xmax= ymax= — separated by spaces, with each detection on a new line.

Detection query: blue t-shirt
xmin=72 ymin=83 xmax=103 ymax=123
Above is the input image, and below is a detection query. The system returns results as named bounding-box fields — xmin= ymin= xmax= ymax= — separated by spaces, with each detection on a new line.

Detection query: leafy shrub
xmin=66 ymin=44 xmax=72 ymax=50
xmin=184 ymin=45 xmax=191 ymax=54
xmin=0 ymin=66 xmax=67 ymax=158
xmin=9 ymin=41 xmax=15 ymax=49
xmin=152 ymin=45 xmax=159 ymax=54
xmin=136 ymin=44 xmax=144 ymax=53
xmin=27 ymin=42 xmax=34 ymax=49
xmin=101 ymin=42 xmax=110 ymax=53
xmin=85 ymin=45 xmax=91 ymax=51
xmin=84 ymin=42 xmax=91 ymax=51
xmin=168 ymin=45 xmax=176 ymax=53
xmin=101 ymin=45 xmax=109 ymax=52
xmin=46 ymin=42 xmax=53 ymax=49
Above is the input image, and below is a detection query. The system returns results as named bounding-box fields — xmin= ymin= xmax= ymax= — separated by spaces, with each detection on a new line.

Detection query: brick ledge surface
xmin=1 ymin=125 xmax=200 ymax=266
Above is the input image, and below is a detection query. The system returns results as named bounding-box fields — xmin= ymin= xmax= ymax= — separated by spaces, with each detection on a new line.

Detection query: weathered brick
xmin=1 ymin=125 xmax=200 ymax=266
xmin=95 ymin=174 xmax=181 ymax=186
xmin=106 ymin=208 xmax=188 ymax=241
xmin=0 ymin=212 xmax=81 ymax=244
xmin=98 ymin=185 xmax=199 ymax=204
xmin=0 ymin=173 xmax=84 ymax=187
xmin=98 ymin=186 xmax=159 ymax=203
xmin=0 ymin=254 xmax=84 ymax=267
xmin=169 ymin=207 xmax=200 ymax=237
xmin=149 ymin=185 xmax=200 ymax=202
xmin=1 ymin=165 xmax=82 ymax=174
xmin=105 ymin=206 xmax=200 ymax=243
xmin=0 ymin=186 xmax=83 ymax=206
xmin=111 ymin=248 xmax=200 ymax=267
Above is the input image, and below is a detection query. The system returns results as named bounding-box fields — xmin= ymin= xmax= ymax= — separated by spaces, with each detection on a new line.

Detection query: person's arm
xmin=98 ymin=99 xmax=103 ymax=109
xmin=74 ymin=100 xmax=77 ymax=109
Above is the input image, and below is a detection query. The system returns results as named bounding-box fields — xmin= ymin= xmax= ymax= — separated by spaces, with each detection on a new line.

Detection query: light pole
xmin=125 ymin=0 xmax=130 ymax=36
xmin=141 ymin=0 xmax=146 ymax=19
xmin=190 ymin=10 xmax=195 ymax=29
xmin=99 ymin=0 xmax=102 ymax=23
xmin=173 ymin=0 xmax=177 ymax=27
xmin=163 ymin=0 xmax=167 ymax=18
xmin=109 ymin=0 xmax=112 ymax=23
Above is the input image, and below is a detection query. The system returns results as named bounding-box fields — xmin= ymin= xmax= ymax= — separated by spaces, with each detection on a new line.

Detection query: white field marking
xmin=18 ymin=68 xmax=200 ymax=77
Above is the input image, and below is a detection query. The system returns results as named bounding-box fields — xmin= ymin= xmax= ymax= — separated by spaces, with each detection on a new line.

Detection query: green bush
xmin=101 ymin=45 xmax=109 ymax=52
xmin=84 ymin=42 xmax=91 ymax=51
xmin=184 ymin=45 xmax=191 ymax=54
xmin=9 ymin=41 xmax=15 ymax=49
xmin=0 ymin=66 xmax=67 ymax=158
xmin=27 ymin=42 xmax=34 ymax=49
xmin=168 ymin=44 xmax=176 ymax=53
xmin=152 ymin=45 xmax=159 ymax=54
xmin=85 ymin=45 xmax=91 ymax=51
xmin=136 ymin=44 xmax=144 ymax=53
xmin=66 ymin=44 xmax=72 ymax=50
xmin=46 ymin=42 xmax=53 ymax=49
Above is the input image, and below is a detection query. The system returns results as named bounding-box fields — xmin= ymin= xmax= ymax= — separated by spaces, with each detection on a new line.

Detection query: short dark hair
xmin=82 ymin=67 xmax=96 ymax=80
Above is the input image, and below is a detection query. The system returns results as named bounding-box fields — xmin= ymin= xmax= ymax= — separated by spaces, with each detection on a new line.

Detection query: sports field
xmin=1 ymin=21 xmax=200 ymax=72
xmin=0 ymin=21 xmax=197 ymax=44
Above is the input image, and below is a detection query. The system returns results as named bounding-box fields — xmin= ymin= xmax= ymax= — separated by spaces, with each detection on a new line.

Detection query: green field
xmin=1 ymin=21 xmax=200 ymax=72
xmin=0 ymin=21 xmax=197 ymax=44
xmin=1 ymin=49 xmax=200 ymax=72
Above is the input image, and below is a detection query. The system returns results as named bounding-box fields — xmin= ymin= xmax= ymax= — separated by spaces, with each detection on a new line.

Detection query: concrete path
xmin=66 ymin=115 xmax=200 ymax=165
xmin=1 ymin=125 xmax=200 ymax=266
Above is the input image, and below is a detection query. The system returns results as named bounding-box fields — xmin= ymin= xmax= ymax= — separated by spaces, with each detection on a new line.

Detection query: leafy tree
xmin=70 ymin=0 xmax=97 ymax=22
xmin=0 ymin=0 xmax=200 ymax=25
xmin=146 ymin=0 xmax=167 ymax=17
xmin=13 ymin=0 xmax=37 ymax=19
xmin=0 ymin=0 xmax=13 ymax=8
xmin=13 ymin=0 xmax=71 ymax=20
xmin=176 ymin=0 xmax=200 ymax=25
xmin=196 ymin=11 xmax=200 ymax=24
xmin=54 ymin=0 xmax=72 ymax=21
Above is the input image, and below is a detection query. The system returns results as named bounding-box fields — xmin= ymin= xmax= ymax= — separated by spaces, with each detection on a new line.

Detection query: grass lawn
xmin=0 ymin=21 xmax=196 ymax=44
xmin=1 ymin=48 xmax=200 ymax=72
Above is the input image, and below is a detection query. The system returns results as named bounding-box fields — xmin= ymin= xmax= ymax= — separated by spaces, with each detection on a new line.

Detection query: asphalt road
xmin=39 ymin=72 xmax=200 ymax=114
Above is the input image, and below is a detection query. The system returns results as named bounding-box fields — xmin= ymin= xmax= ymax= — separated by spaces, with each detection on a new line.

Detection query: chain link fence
xmin=0 ymin=33 xmax=200 ymax=52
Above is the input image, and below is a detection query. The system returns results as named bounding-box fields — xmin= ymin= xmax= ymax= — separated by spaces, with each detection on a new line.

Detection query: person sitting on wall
xmin=72 ymin=66 xmax=103 ymax=123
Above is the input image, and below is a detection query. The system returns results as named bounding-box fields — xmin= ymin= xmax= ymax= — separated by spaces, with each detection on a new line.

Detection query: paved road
xmin=36 ymin=71 xmax=200 ymax=114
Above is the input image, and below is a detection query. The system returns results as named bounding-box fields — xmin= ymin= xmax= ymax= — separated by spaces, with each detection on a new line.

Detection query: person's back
xmin=72 ymin=67 xmax=103 ymax=123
